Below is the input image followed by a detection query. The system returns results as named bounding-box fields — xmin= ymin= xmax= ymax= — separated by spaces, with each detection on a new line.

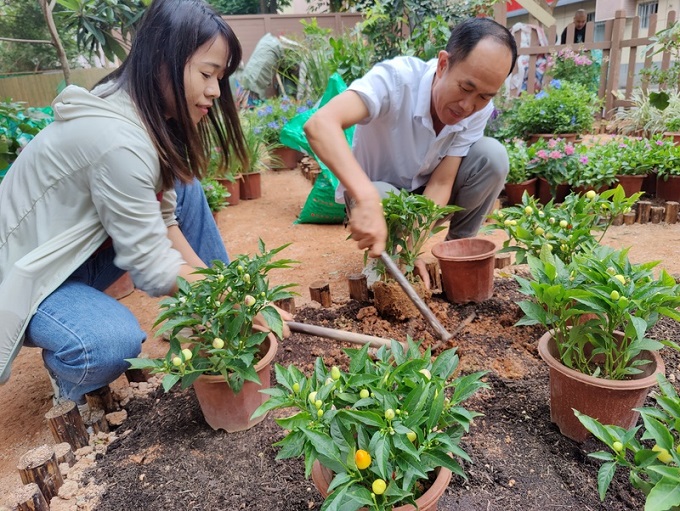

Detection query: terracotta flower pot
xmin=537 ymin=330 xmax=664 ymax=443
xmin=311 ymin=461 xmax=451 ymax=511
xmin=216 ymin=176 xmax=240 ymax=206
xmin=504 ymin=178 xmax=537 ymax=206
xmin=431 ymin=238 xmax=497 ymax=304
xmin=663 ymin=132 xmax=680 ymax=146
xmin=270 ymin=146 xmax=303 ymax=170
xmin=642 ymin=170 xmax=658 ymax=197
xmin=615 ymin=174 xmax=646 ymax=197
xmin=192 ymin=334 xmax=278 ymax=433
xmin=537 ymin=177 xmax=570 ymax=205
xmin=239 ymin=172 xmax=262 ymax=200
xmin=656 ymin=174 xmax=680 ymax=202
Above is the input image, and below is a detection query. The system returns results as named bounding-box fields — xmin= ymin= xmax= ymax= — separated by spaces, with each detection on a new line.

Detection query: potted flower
xmin=503 ymin=139 xmax=536 ymax=205
xmin=546 ymin=48 xmax=600 ymax=93
xmin=567 ymin=143 xmax=617 ymax=194
xmin=126 ymin=240 xmax=298 ymax=432
xmin=205 ymin=145 xmax=241 ymax=205
xmin=200 ymin=177 xmax=230 ymax=220
xmin=483 ymin=186 xmax=640 ymax=265
xmin=253 ymin=339 xmax=488 ymax=511
xmin=373 ymin=190 xmax=460 ymax=317
xmin=249 ymin=96 xmax=312 ymax=169
xmin=515 ymin=243 xmax=680 ymax=441
xmin=509 ymin=79 xmax=600 ymax=143
xmin=576 ymin=374 xmax=680 ymax=509
xmin=525 ymin=137 xmax=578 ymax=204
xmin=233 ymin=116 xmax=282 ymax=200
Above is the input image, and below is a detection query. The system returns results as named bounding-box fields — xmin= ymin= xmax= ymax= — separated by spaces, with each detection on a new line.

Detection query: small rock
xmin=106 ymin=410 xmax=128 ymax=427
xmin=59 ymin=462 xmax=70 ymax=476
xmin=75 ymin=446 xmax=94 ymax=457
xmin=58 ymin=480 xmax=80 ymax=500
xmin=49 ymin=497 xmax=77 ymax=511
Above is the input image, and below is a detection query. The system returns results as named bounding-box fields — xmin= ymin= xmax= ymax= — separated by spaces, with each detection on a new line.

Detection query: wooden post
xmin=54 ymin=442 xmax=75 ymax=467
xmin=309 ymin=281 xmax=332 ymax=307
xmin=125 ymin=368 xmax=150 ymax=383
xmin=637 ymin=201 xmax=652 ymax=224
xmin=665 ymin=201 xmax=679 ymax=224
xmin=45 ymin=400 xmax=89 ymax=450
xmin=494 ymin=253 xmax=512 ymax=269
xmin=623 ymin=211 xmax=637 ymax=225
xmin=17 ymin=445 xmax=63 ymax=503
xmin=82 ymin=409 xmax=110 ymax=434
xmin=650 ymin=206 xmax=664 ymax=224
xmin=85 ymin=385 xmax=117 ymax=413
xmin=348 ymin=274 xmax=369 ymax=302
xmin=605 ymin=10 xmax=627 ymax=119
xmin=274 ymin=297 xmax=296 ymax=315
xmin=425 ymin=261 xmax=442 ymax=293
xmin=12 ymin=483 xmax=48 ymax=511
xmin=611 ymin=214 xmax=624 ymax=226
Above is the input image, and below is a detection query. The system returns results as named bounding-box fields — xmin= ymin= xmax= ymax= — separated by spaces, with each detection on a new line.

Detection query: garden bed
xmin=86 ymin=277 xmax=679 ymax=510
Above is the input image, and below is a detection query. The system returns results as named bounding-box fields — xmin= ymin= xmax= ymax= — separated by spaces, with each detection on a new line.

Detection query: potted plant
xmin=515 ymin=243 xmax=680 ymax=441
xmin=253 ymin=339 xmax=488 ymax=511
xmin=654 ymin=136 xmax=680 ymax=201
xmin=483 ymin=186 xmax=639 ymax=265
xmin=372 ymin=190 xmax=460 ymax=318
xmin=200 ymin=177 xmax=230 ymax=221
xmin=567 ymin=143 xmax=617 ymax=195
xmin=233 ymin=116 xmax=282 ymax=200
xmin=205 ymin=145 xmax=241 ymax=206
xmin=525 ymin=137 xmax=578 ymax=204
xmin=503 ymin=139 xmax=536 ymax=205
xmin=576 ymin=374 xmax=680 ymax=509
xmin=508 ymin=79 xmax=600 ymax=143
xmin=249 ymin=96 xmax=312 ymax=170
xmin=126 ymin=240 xmax=298 ymax=432
xmin=545 ymin=48 xmax=600 ymax=94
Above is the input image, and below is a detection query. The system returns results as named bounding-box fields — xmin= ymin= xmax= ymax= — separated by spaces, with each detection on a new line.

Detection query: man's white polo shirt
xmin=336 ymin=56 xmax=494 ymax=202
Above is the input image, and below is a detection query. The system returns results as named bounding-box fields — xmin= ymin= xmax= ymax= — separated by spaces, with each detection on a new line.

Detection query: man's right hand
xmin=348 ymin=198 xmax=387 ymax=258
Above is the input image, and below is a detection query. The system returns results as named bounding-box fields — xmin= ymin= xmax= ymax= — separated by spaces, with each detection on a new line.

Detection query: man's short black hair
xmin=445 ymin=17 xmax=518 ymax=77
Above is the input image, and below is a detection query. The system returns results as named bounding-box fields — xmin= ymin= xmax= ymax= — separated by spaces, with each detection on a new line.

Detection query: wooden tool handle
xmin=287 ymin=321 xmax=401 ymax=349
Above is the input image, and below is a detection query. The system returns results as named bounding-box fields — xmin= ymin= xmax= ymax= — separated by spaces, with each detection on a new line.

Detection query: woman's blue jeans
xmin=24 ymin=179 xmax=228 ymax=404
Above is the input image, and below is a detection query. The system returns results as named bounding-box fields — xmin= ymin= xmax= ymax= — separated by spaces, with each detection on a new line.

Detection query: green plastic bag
xmin=280 ymin=73 xmax=354 ymax=224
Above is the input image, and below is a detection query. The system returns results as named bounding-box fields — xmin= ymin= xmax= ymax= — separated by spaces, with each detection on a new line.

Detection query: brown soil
xmin=2 ymin=169 xmax=680 ymax=509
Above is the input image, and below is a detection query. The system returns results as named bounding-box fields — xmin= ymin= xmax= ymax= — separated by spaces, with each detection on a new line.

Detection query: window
xmin=594 ymin=21 xmax=606 ymax=42
xmin=586 ymin=12 xmax=595 ymax=22
xmin=638 ymin=1 xmax=659 ymax=29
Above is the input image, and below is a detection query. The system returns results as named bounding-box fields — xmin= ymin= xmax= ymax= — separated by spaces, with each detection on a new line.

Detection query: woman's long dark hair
xmin=98 ymin=0 xmax=247 ymax=189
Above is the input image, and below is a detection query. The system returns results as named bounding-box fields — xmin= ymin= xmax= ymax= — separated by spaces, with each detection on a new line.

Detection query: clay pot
xmin=537 ymin=331 xmax=664 ymax=442
xmin=239 ymin=172 xmax=262 ymax=200
xmin=504 ymin=178 xmax=537 ymax=206
xmin=641 ymin=170 xmax=658 ymax=197
xmin=216 ymin=176 xmax=240 ymax=206
xmin=431 ymin=238 xmax=497 ymax=304
xmin=270 ymin=146 xmax=304 ymax=170
xmin=527 ymin=133 xmax=578 ymax=146
xmin=192 ymin=334 xmax=278 ymax=433
xmin=537 ymin=177 xmax=570 ymax=205
xmin=663 ymin=132 xmax=680 ymax=146
xmin=656 ymin=174 xmax=680 ymax=202
xmin=311 ymin=461 xmax=451 ymax=511
xmin=615 ymin=174 xmax=646 ymax=197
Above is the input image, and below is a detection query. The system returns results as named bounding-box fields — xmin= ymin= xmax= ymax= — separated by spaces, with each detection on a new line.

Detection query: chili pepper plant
xmin=576 ymin=374 xmax=680 ymax=510
xmin=126 ymin=240 xmax=298 ymax=393
xmin=253 ymin=339 xmax=487 ymax=511
xmin=376 ymin=190 xmax=461 ymax=282
xmin=483 ymin=186 xmax=640 ymax=265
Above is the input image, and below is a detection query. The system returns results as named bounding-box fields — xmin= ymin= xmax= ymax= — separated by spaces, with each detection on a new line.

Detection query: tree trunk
xmin=39 ymin=0 xmax=71 ymax=85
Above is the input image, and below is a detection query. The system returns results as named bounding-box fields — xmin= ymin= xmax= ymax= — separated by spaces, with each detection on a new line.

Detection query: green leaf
xmin=596 ymin=462 xmax=617 ymax=501
xmin=161 ymin=373 xmax=181 ymax=392
xmin=649 ymin=91 xmax=670 ymax=111
xmin=645 ymin=478 xmax=680 ymax=511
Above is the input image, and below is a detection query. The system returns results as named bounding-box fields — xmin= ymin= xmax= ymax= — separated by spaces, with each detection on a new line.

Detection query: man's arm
xmin=423 ymin=155 xmax=462 ymax=206
xmin=304 ymin=91 xmax=387 ymax=257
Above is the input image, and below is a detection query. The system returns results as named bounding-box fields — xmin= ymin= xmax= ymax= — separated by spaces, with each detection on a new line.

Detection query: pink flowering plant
xmin=483 ymin=186 xmax=641 ymax=264
xmin=547 ymin=48 xmax=600 ymax=92
xmin=568 ymin=143 xmax=617 ymax=190
xmin=526 ymin=137 xmax=578 ymax=189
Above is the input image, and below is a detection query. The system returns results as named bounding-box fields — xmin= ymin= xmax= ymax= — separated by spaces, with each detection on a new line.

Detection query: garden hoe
xmin=342 ymin=192 xmax=453 ymax=343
